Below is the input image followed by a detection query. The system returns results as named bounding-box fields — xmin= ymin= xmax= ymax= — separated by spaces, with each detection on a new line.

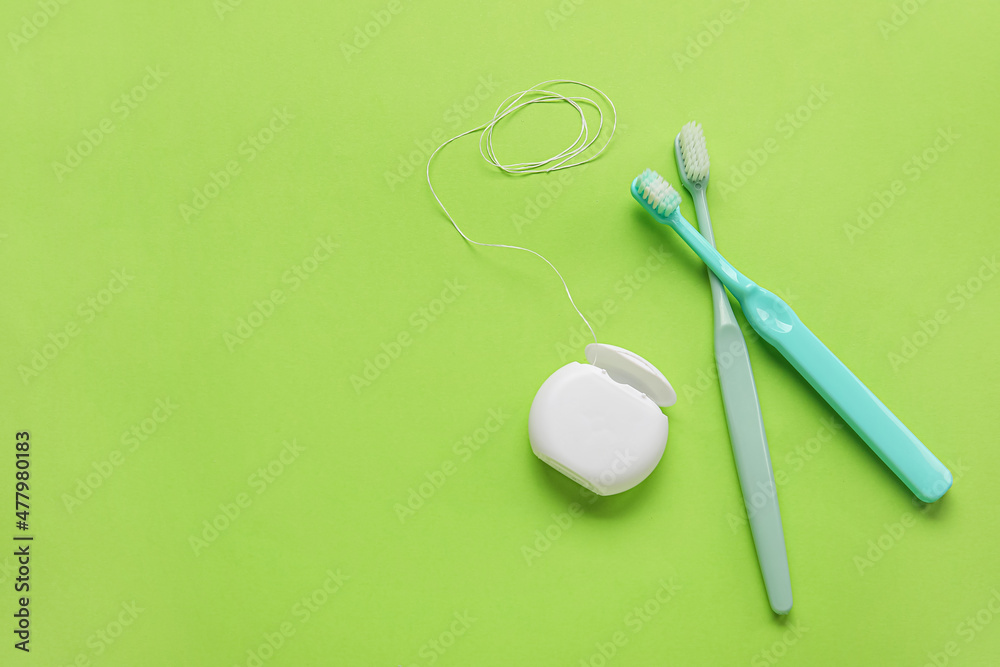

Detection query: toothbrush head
xmin=631 ymin=169 xmax=681 ymax=219
xmin=675 ymin=121 xmax=710 ymax=188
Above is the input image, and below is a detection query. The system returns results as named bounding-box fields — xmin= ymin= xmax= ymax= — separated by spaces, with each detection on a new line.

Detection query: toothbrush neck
xmin=690 ymin=188 xmax=715 ymax=245
xmin=667 ymin=210 xmax=754 ymax=298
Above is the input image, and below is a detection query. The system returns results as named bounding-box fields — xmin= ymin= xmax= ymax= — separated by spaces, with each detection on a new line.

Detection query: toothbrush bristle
xmin=633 ymin=169 xmax=681 ymax=216
xmin=678 ymin=121 xmax=710 ymax=182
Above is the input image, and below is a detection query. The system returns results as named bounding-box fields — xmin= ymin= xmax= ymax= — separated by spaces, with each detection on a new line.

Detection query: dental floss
xmin=425 ymin=79 xmax=618 ymax=349
xmin=426 ymin=80 xmax=674 ymax=495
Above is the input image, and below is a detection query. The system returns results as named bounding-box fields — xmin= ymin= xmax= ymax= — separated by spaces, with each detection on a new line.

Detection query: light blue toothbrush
xmin=674 ymin=122 xmax=792 ymax=615
xmin=630 ymin=168 xmax=953 ymax=504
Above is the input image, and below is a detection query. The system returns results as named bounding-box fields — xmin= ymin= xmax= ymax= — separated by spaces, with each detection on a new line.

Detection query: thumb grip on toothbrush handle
xmin=747 ymin=292 xmax=953 ymax=503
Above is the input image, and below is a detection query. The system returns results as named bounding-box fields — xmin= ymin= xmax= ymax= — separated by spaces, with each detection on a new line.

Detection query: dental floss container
xmin=529 ymin=343 xmax=676 ymax=495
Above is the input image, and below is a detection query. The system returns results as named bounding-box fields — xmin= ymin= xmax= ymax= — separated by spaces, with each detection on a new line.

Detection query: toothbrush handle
xmin=692 ymin=193 xmax=792 ymax=615
xmin=743 ymin=290 xmax=953 ymax=502
xmin=715 ymin=320 xmax=793 ymax=614
xmin=644 ymin=194 xmax=950 ymax=499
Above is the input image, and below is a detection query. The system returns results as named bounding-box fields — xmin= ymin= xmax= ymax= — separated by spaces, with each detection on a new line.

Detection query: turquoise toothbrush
xmin=630 ymin=168 xmax=953 ymax=503
xmin=675 ymin=122 xmax=792 ymax=615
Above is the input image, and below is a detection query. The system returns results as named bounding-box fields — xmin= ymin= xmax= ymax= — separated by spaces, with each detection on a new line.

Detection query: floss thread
xmin=426 ymin=79 xmax=618 ymax=346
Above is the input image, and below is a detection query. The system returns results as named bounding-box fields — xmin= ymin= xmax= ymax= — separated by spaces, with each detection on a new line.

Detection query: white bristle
xmin=678 ymin=121 xmax=710 ymax=182
xmin=635 ymin=169 xmax=680 ymax=215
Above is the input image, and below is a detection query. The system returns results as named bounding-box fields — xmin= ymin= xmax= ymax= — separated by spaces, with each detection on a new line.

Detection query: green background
xmin=2 ymin=0 xmax=999 ymax=664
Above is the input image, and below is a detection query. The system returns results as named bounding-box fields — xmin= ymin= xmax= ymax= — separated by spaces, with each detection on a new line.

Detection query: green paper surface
xmin=2 ymin=0 xmax=999 ymax=664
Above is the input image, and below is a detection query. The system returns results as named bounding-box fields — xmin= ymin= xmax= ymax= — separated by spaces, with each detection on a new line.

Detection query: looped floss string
xmin=426 ymin=79 xmax=617 ymax=349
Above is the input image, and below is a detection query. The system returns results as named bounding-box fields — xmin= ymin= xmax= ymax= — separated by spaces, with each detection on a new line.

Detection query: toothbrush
xmin=630 ymin=168 xmax=953 ymax=503
xmin=675 ymin=122 xmax=792 ymax=615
